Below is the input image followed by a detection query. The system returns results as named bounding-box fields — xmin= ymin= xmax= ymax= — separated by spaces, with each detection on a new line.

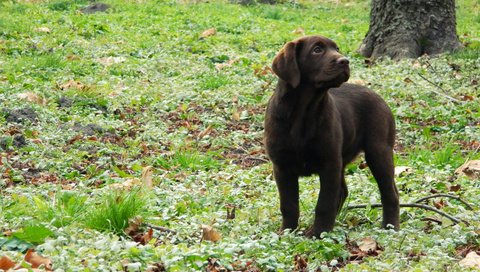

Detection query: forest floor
xmin=0 ymin=0 xmax=479 ymax=271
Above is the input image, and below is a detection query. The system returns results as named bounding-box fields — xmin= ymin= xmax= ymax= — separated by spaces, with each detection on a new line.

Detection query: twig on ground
xmin=145 ymin=223 xmax=177 ymax=234
xmin=347 ymin=203 xmax=467 ymax=225
xmin=244 ymin=156 xmax=269 ymax=163
xmin=417 ymin=73 xmax=462 ymax=103
xmin=420 ymin=217 xmax=443 ymax=225
xmin=414 ymin=193 xmax=474 ymax=210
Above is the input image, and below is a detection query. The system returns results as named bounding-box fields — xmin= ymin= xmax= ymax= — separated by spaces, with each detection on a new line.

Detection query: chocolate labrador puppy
xmin=264 ymin=35 xmax=400 ymax=237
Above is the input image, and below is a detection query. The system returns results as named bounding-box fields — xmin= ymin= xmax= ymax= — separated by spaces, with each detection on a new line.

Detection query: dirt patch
xmin=58 ymin=96 xmax=74 ymax=108
xmin=3 ymin=108 xmax=38 ymax=124
xmin=72 ymin=123 xmax=105 ymax=136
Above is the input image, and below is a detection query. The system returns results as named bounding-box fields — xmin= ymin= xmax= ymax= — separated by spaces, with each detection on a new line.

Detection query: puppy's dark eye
xmin=312 ymin=46 xmax=323 ymax=54
xmin=336 ymin=47 xmax=340 ymax=52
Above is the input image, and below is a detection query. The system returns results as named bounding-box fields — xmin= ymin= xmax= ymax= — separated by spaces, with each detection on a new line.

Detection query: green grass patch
xmin=84 ymin=187 xmax=149 ymax=235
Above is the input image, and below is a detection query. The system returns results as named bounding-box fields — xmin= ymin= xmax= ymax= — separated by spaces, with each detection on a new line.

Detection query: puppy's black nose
xmin=337 ymin=57 xmax=349 ymax=66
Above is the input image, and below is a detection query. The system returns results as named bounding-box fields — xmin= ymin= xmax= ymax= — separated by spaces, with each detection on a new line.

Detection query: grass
xmin=84 ymin=187 xmax=149 ymax=235
xmin=0 ymin=0 xmax=479 ymax=271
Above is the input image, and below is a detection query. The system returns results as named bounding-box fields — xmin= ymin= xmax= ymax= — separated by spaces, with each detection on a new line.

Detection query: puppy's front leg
xmin=306 ymin=161 xmax=342 ymax=237
xmin=274 ymin=165 xmax=300 ymax=232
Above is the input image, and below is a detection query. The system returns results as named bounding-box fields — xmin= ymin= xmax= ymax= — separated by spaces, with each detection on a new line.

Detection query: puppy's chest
xmin=273 ymin=129 xmax=329 ymax=174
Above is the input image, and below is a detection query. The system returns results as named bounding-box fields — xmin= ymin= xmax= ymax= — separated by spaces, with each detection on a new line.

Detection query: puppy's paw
xmin=278 ymin=224 xmax=298 ymax=235
xmin=304 ymin=227 xmax=320 ymax=238
xmin=305 ymin=225 xmax=332 ymax=238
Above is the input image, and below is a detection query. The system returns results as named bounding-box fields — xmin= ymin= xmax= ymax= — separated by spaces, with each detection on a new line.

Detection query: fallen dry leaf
xmin=60 ymin=80 xmax=84 ymax=90
xmin=110 ymin=166 xmax=153 ymax=190
xmin=459 ymin=251 xmax=480 ymax=268
xmin=394 ymin=166 xmax=412 ymax=177
xmin=358 ymin=237 xmax=377 ymax=253
xmin=0 ymin=255 xmax=16 ymax=271
xmin=35 ymin=27 xmax=51 ymax=33
xmin=200 ymin=28 xmax=217 ymax=38
xmin=97 ymin=56 xmax=126 ymax=66
xmin=226 ymin=204 xmax=236 ymax=220
xmin=109 ymin=178 xmax=141 ymax=190
xmin=206 ymin=257 xmax=227 ymax=272
xmin=146 ymin=262 xmax=167 ymax=272
xmin=17 ymin=92 xmax=47 ymax=105
xmin=449 ymin=184 xmax=461 ymax=192
xmin=133 ymin=228 xmax=153 ymax=245
xmin=253 ymin=65 xmax=273 ymax=77
xmin=433 ymin=199 xmax=446 ymax=209
xmin=291 ymin=27 xmax=305 ymax=35
xmin=214 ymin=59 xmax=236 ymax=70
xmin=232 ymin=110 xmax=240 ymax=121
xmin=293 ymin=255 xmax=308 ymax=271
xmin=24 ymin=249 xmax=53 ymax=270
xmin=455 ymin=160 xmax=480 ymax=179
xmin=141 ymin=166 xmax=154 ymax=188
xmin=198 ymin=125 xmax=213 ymax=139
xmin=125 ymin=216 xmax=143 ymax=236
xmin=201 ymin=225 xmax=221 ymax=242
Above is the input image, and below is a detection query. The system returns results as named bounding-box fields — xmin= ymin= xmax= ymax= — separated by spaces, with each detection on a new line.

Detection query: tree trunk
xmin=359 ymin=0 xmax=463 ymax=59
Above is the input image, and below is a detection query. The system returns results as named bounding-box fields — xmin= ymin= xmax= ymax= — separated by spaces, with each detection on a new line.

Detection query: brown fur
xmin=264 ymin=36 xmax=400 ymax=237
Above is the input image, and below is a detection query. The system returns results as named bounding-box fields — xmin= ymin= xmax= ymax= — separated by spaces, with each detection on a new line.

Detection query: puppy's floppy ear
xmin=272 ymin=41 xmax=301 ymax=88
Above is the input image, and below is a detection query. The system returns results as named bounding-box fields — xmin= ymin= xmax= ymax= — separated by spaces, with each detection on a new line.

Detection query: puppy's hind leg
xmin=364 ymin=145 xmax=400 ymax=230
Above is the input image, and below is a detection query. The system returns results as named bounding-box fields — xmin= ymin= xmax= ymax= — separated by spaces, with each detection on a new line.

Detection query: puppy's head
xmin=272 ymin=35 xmax=350 ymax=89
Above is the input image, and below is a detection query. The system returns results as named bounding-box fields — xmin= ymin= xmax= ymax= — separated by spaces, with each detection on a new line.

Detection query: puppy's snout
xmin=336 ymin=57 xmax=349 ymax=66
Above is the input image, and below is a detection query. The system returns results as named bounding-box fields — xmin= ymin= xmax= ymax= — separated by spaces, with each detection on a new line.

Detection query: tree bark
xmin=359 ymin=0 xmax=463 ymax=59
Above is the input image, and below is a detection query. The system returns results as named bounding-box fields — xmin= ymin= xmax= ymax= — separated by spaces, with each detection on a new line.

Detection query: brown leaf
xmin=455 ymin=160 xmax=480 ymax=179
xmin=198 ymin=125 xmax=213 ymax=139
xmin=358 ymin=237 xmax=377 ymax=253
xmin=109 ymin=178 xmax=141 ymax=190
xmin=17 ymin=92 xmax=47 ymax=105
xmin=67 ymin=135 xmax=83 ymax=145
xmin=433 ymin=199 xmax=446 ymax=209
xmin=201 ymin=28 xmax=217 ymax=38
xmin=24 ymin=249 xmax=53 ymax=270
xmin=60 ymin=80 xmax=84 ymax=90
xmin=293 ymin=255 xmax=308 ymax=271
xmin=206 ymin=258 xmax=227 ymax=272
xmin=133 ymin=228 xmax=153 ymax=245
xmin=215 ymin=59 xmax=237 ymax=70
xmin=201 ymin=225 xmax=221 ymax=242
xmin=232 ymin=110 xmax=240 ymax=121
xmin=125 ymin=216 xmax=143 ymax=236
xmin=459 ymin=252 xmax=480 ymax=268
xmin=141 ymin=166 xmax=154 ymax=188
xmin=146 ymin=262 xmax=167 ymax=272
xmin=291 ymin=27 xmax=305 ymax=36
xmin=253 ymin=66 xmax=273 ymax=77
xmin=0 ymin=255 xmax=16 ymax=271
xmin=226 ymin=204 xmax=236 ymax=220
xmin=449 ymin=184 xmax=461 ymax=192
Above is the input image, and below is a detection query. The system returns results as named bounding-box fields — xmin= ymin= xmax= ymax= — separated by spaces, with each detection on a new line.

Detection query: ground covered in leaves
xmin=0 ymin=0 xmax=479 ymax=271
